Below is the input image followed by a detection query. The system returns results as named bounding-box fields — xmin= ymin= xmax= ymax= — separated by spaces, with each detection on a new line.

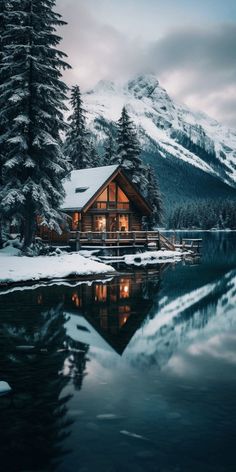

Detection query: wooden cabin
xmin=39 ymin=165 xmax=148 ymax=241
xmin=39 ymin=165 xmax=175 ymax=250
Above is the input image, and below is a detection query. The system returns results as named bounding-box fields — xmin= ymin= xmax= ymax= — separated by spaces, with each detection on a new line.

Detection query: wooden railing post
xmin=76 ymin=231 xmax=80 ymax=251
xmin=102 ymin=232 xmax=106 ymax=246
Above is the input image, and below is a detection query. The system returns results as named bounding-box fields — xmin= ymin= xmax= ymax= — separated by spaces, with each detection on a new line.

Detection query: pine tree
xmin=0 ymin=0 xmax=8 ymax=247
xmin=0 ymin=0 xmax=70 ymax=250
xmin=103 ymin=131 xmax=116 ymax=165
xmin=87 ymin=137 xmax=101 ymax=167
xmin=112 ymin=106 xmax=147 ymax=192
xmin=144 ymin=165 xmax=162 ymax=229
xmin=64 ymin=84 xmax=90 ymax=169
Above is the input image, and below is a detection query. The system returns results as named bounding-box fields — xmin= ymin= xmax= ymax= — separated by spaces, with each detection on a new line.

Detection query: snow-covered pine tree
xmin=0 ymin=0 xmax=70 ymax=250
xmin=87 ymin=138 xmax=101 ymax=167
xmin=0 ymin=0 xmax=8 ymax=247
xmin=64 ymin=85 xmax=91 ymax=169
xmin=112 ymin=106 xmax=148 ymax=192
xmin=103 ymin=132 xmax=116 ymax=165
xmin=144 ymin=165 xmax=162 ymax=229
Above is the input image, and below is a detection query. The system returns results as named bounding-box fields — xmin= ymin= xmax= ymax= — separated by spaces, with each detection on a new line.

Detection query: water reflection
xmin=0 ymin=234 xmax=236 ymax=471
xmin=0 ymin=270 xmax=161 ymax=470
xmin=0 ymin=304 xmax=73 ymax=470
xmin=64 ymin=272 xmax=161 ymax=355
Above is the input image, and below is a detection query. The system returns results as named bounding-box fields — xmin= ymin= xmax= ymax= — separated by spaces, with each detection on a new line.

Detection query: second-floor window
xmin=94 ymin=182 xmax=129 ymax=209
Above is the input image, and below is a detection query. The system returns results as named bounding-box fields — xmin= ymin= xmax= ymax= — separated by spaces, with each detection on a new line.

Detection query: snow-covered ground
xmin=0 ymin=245 xmax=192 ymax=286
xmin=0 ymin=381 xmax=11 ymax=395
xmin=99 ymin=249 xmax=191 ymax=267
xmin=0 ymin=248 xmax=115 ymax=285
xmin=123 ymin=249 xmax=191 ymax=266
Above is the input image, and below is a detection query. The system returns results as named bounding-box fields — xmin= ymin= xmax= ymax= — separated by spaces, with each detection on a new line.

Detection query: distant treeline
xmin=167 ymin=200 xmax=236 ymax=230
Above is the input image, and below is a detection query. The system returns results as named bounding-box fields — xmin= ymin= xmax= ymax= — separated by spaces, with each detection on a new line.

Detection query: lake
xmin=0 ymin=232 xmax=236 ymax=471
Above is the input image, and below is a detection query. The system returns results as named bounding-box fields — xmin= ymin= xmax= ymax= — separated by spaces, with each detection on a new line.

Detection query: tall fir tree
xmin=112 ymin=106 xmax=147 ymax=192
xmin=144 ymin=165 xmax=162 ymax=229
xmin=103 ymin=131 xmax=116 ymax=165
xmin=0 ymin=0 xmax=70 ymax=249
xmin=87 ymin=136 xmax=101 ymax=167
xmin=0 ymin=0 xmax=8 ymax=247
xmin=64 ymin=84 xmax=90 ymax=169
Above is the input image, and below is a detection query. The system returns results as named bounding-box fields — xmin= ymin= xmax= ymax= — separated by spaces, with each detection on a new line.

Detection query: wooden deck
xmin=69 ymin=230 xmax=176 ymax=251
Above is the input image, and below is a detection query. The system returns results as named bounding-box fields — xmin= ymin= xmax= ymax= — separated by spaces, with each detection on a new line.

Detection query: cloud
xmin=149 ymin=24 xmax=236 ymax=127
xmin=57 ymin=0 xmax=236 ymax=127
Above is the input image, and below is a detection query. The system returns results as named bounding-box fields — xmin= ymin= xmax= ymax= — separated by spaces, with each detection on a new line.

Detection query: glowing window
xmin=119 ymin=214 xmax=129 ymax=231
xmin=96 ymin=188 xmax=108 ymax=201
xmin=117 ymin=186 xmax=129 ymax=202
xmin=119 ymin=279 xmax=130 ymax=299
xmin=95 ymin=285 xmax=107 ymax=302
xmin=109 ymin=182 xmax=116 ymax=201
xmin=72 ymin=212 xmax=80 ymax=230
xmin=72 ymin=292 xmax=81 ymax=307
xmin=119 ymin=306 xmax=131 ymax=327
xmin=94 ymin=215 xmax=106 ymax=232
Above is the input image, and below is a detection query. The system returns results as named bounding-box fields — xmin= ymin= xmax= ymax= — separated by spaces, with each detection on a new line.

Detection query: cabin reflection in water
xmin=65 ymin=273 xmax=160 ymax=355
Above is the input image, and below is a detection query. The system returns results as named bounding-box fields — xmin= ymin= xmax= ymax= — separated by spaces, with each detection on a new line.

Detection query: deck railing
xmin=69 ymin=230 xmax=174 ymax=250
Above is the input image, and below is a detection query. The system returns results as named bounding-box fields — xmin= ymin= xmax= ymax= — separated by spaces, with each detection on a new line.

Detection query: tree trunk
xmin=22 ymin=196 xmax=35 ymax=250
xmin=0 ymin=219 xmax=3 ymax=249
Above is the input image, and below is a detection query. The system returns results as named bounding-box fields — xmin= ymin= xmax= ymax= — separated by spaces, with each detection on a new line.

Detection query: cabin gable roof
xmin=61 ymin=165 xmax=152 ymax=216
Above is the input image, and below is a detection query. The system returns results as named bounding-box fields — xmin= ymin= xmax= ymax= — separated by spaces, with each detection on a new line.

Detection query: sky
xmin=57 ymin=0 xmax=236 ymax=127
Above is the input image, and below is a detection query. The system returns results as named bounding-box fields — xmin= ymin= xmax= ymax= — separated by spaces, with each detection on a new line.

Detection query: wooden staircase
xmin=159 ymin=233 xmax=175 ymax=251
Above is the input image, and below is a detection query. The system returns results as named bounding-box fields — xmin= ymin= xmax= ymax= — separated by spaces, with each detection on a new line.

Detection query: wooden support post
xmin=102 ymin=232 xmax=106 ymax=246
xmin=117 ymin=231 xmax=120 ymax=247
xmin=76 ymin=232 xmax=80 ymax=251
xmin=158 ymin=232 xmax=160 ymax=249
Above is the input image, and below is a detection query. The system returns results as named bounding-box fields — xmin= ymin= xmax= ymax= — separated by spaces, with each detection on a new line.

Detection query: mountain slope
xmin=84 ymin=75 xmax=236 ymax=207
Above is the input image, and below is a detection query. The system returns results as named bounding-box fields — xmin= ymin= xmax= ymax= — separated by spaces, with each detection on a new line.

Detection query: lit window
xmin=117 ymin=186 xmax=129 ymax=202
xmin=119 ymin=306 xmax=131 ymax=327
xmin=95 ymin=285 xmax=107 ymax=302
xmin=96 ymin=188 xmax=108 ymax=201
xmin=94 ymin=215 xmax=106 ymax=232
xmin=119 ymin=214 xmax=129 ymax=231
xmin=72 ymin=292 xmax=81 ymax=307
xmin=72 ymin=212 xmax=80 ymax=230
xmin=119 ymin=279 xmax=130 ymax=299
xmin=109 ymin=182 xmax=116 ymax=201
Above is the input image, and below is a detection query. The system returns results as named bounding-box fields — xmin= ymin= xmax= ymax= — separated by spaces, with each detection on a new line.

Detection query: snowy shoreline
xmin=0 ymin=247 xmax=193 ymax=287
xmin=0 ymin=250 xmax=115 ymax=287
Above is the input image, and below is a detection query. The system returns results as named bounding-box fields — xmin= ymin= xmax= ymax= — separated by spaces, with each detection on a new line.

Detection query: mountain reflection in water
xmin=0 ymin=233 xmax=236 ymax=472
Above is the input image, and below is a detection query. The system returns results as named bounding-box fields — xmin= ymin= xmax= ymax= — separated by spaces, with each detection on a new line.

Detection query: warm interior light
xmin=95 ymin=284 xmax=107 ymax=302
xmin=119 ymin=279 xmax=130 ymax=298
xmin=72 ymin=293 xmax=81 ymax=307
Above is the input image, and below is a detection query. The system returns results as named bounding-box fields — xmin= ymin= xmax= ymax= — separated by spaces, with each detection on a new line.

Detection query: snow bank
xmin=0 ymin=252 xmax=115 ymax=285
xmin=0 ymin=381 xmax=11 ymax=395
xmin=123 ymin=249 xmax=190 ymax=266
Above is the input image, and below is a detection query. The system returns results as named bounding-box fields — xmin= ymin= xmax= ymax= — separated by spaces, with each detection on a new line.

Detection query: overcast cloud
xmin=57 ymin=0 xmax=236 ymax=127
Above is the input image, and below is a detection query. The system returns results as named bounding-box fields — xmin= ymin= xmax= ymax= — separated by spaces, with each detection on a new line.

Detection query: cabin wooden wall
xmin=81 ymin=214 xmax=93 ymax=232
xmin=130 ymin=212 xmax=142 ymax=231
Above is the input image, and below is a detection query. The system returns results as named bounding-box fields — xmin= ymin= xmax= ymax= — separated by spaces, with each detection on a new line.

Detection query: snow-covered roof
xmin=62 ymin=165 xmax=119 ymax=211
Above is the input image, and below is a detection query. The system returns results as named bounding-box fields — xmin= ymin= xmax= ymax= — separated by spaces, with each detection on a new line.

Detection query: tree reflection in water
xmin=0 ymin=270 xmax=161 ymax=470
xmin=0 ymin=301 xmax=89 ymax=470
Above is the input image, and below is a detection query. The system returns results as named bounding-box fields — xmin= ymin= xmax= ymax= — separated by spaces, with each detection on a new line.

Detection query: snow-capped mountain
xmin=84 ymin=75 xmax=236 ymax=206
xmin=124 ymin=269 xmax=236 ymax=371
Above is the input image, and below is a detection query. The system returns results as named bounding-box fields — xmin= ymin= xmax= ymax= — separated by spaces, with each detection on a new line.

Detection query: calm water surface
xmin=0 ymin=232 xmax=236 ymax=471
